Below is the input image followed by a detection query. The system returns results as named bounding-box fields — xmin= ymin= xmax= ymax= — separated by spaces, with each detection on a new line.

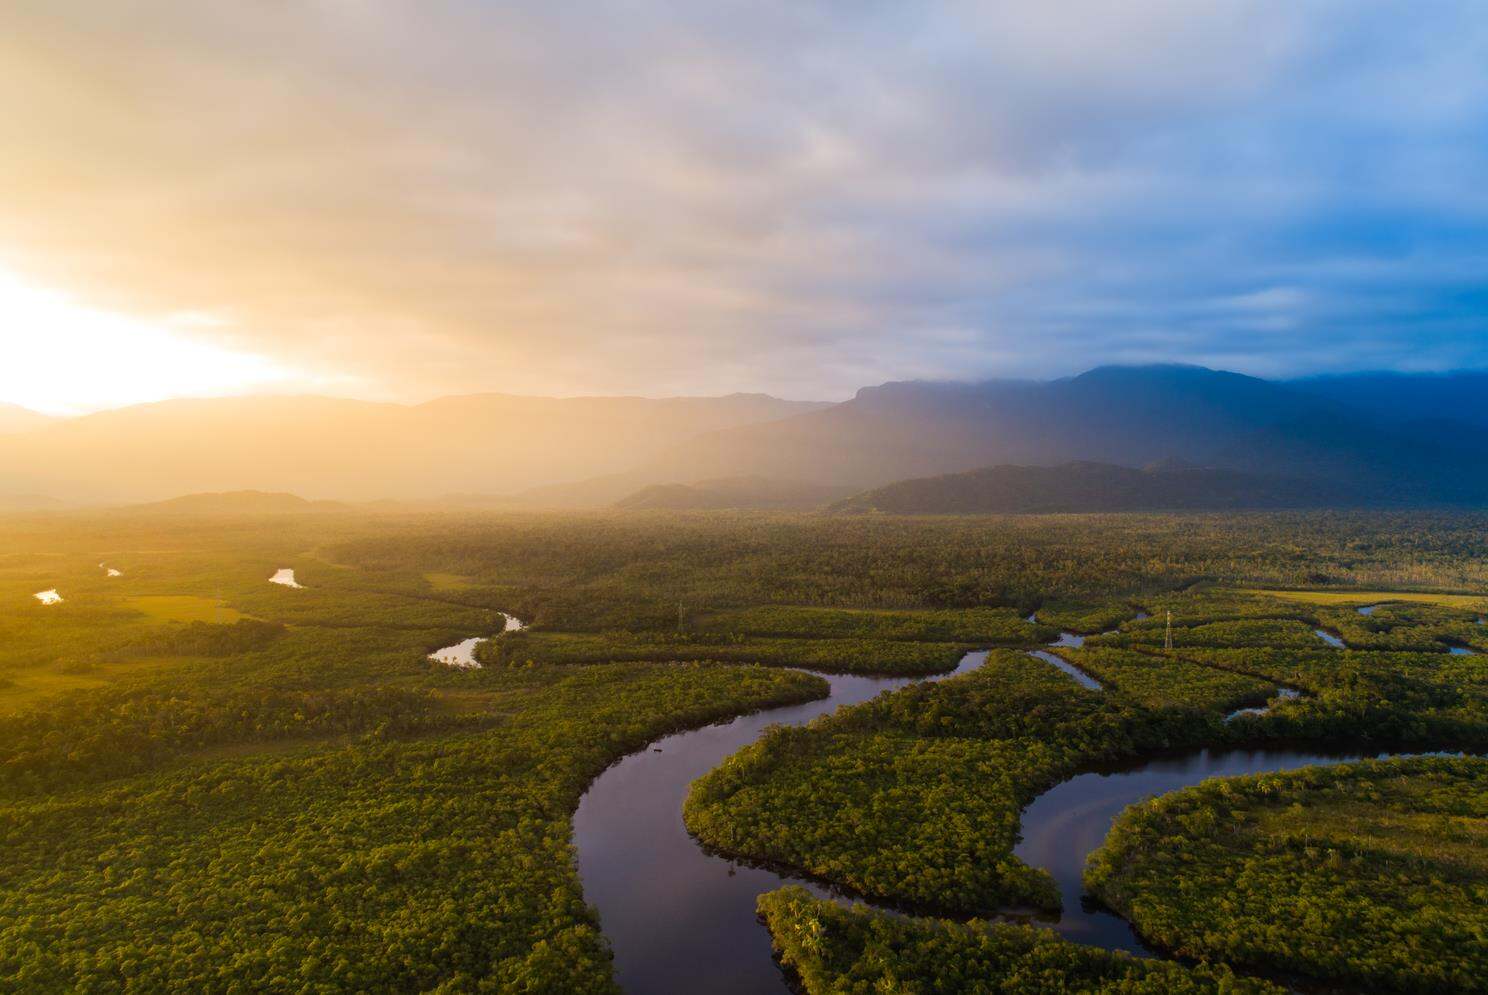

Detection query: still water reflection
xmin=574 ymin=631 xmax=1417 ymax=992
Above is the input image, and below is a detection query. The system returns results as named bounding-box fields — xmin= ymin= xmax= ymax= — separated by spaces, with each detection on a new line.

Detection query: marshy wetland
xmin=2 ymin=508 xmax=1487 ymax=992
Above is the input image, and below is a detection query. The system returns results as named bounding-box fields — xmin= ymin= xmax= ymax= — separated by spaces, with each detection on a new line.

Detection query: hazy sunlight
xmin=0 ymin=267 xmax=304 ymax=415
xmin=2 ymin=7 xmax=1486 ymax=993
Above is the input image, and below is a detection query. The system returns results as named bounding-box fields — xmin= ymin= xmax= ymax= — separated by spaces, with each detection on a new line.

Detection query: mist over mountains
xmin=0 ymin=393 xmax=824 ymax=504
xmin=624 ymin=365 xmax=1488 ymax=508
xmin=0 ymin=403 xmax=56 ymax=436
xmin=4 ymin=365 xmax=1488 ymax=510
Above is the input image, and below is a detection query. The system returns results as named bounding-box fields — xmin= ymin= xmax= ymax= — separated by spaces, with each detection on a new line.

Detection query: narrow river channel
xmin=572 ymin=636 xmax=1417 ymax=992
xmin=573 ymin=649 xmax=989 ymax=994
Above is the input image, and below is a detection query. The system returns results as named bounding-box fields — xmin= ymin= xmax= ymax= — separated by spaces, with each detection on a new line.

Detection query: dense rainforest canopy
xmin=1 ymin=507 xmax=1485 ymax=990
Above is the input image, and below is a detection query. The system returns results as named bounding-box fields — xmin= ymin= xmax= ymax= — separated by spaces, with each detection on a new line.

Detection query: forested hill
xmin=1289 ymin=371 xmax=1488 ymax=431
xmin=634 ymin=365 xmax=1488 ymax=507
xmin=831 ymin=461 xmax=1343 ymax=514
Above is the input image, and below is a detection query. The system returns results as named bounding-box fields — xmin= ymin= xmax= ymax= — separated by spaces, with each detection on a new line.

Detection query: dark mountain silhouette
xmin=624 ymin=364 xmax=1488 ymax=506
xmin=1289 ymin=371 xmax=1488 ymax=431
xmin=637 ymin=365 xmax=1342 ymax=485
xmin=831 ymin=460 xmax=1342 ymax=515
xmin=1214 ymin=410 xmax=1488 ymax=505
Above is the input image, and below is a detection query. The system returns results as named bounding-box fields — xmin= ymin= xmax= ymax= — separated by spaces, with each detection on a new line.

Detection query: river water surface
xmin=574 ymin=651 xmax=989 ymax=994
xmin=1314 ymin=627 xmax=1345 ymax=648
xmin=1012 ymin=745 xmax=1401 ymax=954
xmin=573 ymin=638 xmax=1422 ymax=992
xmin=428 ymin=613 xmax=527 ymax=667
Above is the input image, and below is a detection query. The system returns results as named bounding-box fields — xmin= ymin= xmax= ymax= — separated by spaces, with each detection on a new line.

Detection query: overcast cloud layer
xmin=3 ymin=1 xmax=1487 ymax=401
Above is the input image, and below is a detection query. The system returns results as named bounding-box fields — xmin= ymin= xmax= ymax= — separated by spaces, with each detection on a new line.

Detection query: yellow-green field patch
xmin=425 ymin=572 xmax=476 ymax=591
xmin=1238 ymin=588 xmax=1487 ymax=610
xmin=0 ymin=669 xmax=109 ymax=708
xmin=125 ymin=595 xmax=246 ymax=623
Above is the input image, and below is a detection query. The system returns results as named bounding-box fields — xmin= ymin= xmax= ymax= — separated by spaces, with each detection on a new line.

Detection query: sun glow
xmin=0 ymin=267 xmax=310 ymax=415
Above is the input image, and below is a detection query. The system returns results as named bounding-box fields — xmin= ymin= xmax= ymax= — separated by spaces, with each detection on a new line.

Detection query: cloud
xmin=1 ymin=0 xmax=1486 ymax=405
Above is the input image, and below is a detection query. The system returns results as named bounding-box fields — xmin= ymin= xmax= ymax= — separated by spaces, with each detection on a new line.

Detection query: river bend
xmin=572 ymin=637 xmax=1421 ymax=992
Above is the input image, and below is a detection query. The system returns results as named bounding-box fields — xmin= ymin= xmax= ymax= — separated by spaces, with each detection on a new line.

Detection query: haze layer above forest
xmin=6 ymin=365 xmax=1488 ymax=507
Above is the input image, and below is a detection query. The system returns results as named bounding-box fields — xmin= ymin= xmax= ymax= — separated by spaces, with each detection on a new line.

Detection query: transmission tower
xmin=1164 ymin=610 xmax=1173 ymax=652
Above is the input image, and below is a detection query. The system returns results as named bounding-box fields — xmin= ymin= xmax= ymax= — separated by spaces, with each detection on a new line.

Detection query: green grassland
xmin=1240 ymin=587 xmax=1488 ymax=610
xmin=3 ymin=507 xmax=1488 ymax=990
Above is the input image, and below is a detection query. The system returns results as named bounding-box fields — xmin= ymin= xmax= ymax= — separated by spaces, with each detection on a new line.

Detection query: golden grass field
xmin=125 ymin=595 xmax=247 ymax=623
xmin=1240 ymin=588 xmax=1488 ymax=610
xmin=424 ymin=572 xmax=476 ymax=591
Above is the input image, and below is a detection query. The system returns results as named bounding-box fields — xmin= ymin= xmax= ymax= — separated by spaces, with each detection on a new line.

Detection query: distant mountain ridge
xmin=0 ymin=392 xmax=825 ymax=503
xmin=126 ymin=490 xmax=348 ymax=515
xmin=619 ymin=365 xmax=1488 ymax=507
xmin=1290 ymin=371 xmax=1488 ymax=432
xmin=614 ymin=476 xmax=856 ymax=511
xmin=831 ymin=460 xmax=1342 ymax=515
xmin=6 ymin=366 xmax=1488 ymax=508
xmin=630 ymin=365 xmax=1343 ymax=488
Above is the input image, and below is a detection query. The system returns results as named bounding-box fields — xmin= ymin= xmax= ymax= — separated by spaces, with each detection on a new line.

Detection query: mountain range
xmin=0 ymin=393 xmax=824 ymax=504
xmin=4 ymin=365 xmax=1488 ymax=509
xmin=626 ymin=366 xmax=1488 ymax=501
xmin=830 ymin=460 xmax=1344 ymax=515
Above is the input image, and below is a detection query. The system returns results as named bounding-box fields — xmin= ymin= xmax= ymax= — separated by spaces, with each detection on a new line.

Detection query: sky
xmin=2 ymin=1 xmax=1487 ymax=414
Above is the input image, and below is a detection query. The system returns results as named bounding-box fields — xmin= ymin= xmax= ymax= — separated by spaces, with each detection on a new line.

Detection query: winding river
xmin=572 ymin=633 xmax=1419 ymax=992
xmin=574 ymin=651 xmax=988 ymax=994
xmin=1011 ymin=744 xmax=1401 ymax=955
xmin=428 ymin=613 xmax=526 ymax=668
